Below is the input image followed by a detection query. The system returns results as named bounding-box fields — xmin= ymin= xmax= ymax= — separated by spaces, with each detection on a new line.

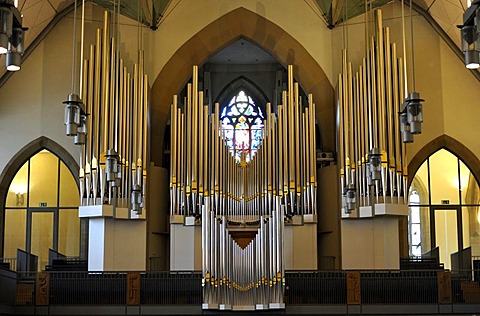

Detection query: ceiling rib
xmin=406 ymin=0 xmax=480 ymax=82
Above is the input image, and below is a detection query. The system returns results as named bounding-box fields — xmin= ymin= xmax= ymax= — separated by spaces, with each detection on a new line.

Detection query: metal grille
xmin=360 ymin=270 xmax=438 ymax=304
xmin=141 ymin=272 xmax=202 ymax=305
xmin=49 ymin=272 xmax=126 ymax=305
xmin=285 ymin=271 xmax=347 ymax=304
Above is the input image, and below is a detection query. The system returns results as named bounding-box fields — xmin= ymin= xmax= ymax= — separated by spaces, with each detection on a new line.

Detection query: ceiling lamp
xmin=0 ymin=1 xmax=26 ymax=71
xmin=460 ymin=0 xmax=480 ymax=69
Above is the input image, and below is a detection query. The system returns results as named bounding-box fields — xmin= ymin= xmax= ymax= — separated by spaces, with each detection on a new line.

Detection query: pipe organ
xmin=70 ymin=11 xmax=149 ymax=213
xmin=170 ymin=65 xmax=317 ymax=310
xmin=338 ymin=9 xmax=408 ymax=215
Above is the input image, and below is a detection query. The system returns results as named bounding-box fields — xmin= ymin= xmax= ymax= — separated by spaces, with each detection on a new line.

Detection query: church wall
xmin=329 ymin=1 xmax=480 ymax=168
xmin=0 ymin=3 xmax=151 ymax=174
xmin=0 ymin=0 xmax=479 ymax=268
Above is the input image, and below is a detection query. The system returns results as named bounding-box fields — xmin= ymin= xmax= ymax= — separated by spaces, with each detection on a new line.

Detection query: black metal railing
xmin=49 ymin=272 xmax=126 ymax=305
xmin=285 ymin=271 xmax=347 ymax=304
xmin=141 ymin=271 xmax=202 ymax=305
xmin=360 ymin=270 xmax=439 ymax=304
xmin=10 ymin=269 xmax=480 ymax=307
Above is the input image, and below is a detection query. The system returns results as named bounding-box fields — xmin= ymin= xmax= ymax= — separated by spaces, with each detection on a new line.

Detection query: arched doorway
xmin=0 ymin=137 xmax=80 ymax=271
xmin=409 ymin=147 xmax=480 ymax=270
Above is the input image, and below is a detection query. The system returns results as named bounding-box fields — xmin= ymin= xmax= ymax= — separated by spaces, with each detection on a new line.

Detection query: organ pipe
xmin=338 ymin=9 xmax=409 ymax=214
xmin=75 ymin=11 xmax=149 ymax=214
xmin=171 ymin=65 xmax=316 ymax=309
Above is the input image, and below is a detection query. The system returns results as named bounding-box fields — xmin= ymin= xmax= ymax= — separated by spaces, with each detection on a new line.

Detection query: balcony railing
xmin=1 ymin=269 xmax=480 ymax=308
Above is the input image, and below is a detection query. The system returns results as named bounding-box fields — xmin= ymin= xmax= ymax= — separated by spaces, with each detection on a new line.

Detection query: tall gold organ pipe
xmin=93 ymin=28 xmax=101 ymax=164
xmin=87 ymin=45 xmax=94 ymax=164
xmin=204 ymin=106 xmax=209 ymax=196
xmin=277 ymin=106 xmax=283 ymax=198
xmin=294 ymin=83 xmax=301 ymax=196
xmin=179 ymin=112 xmax=185 ymax=214
xmin=266 ymin=103 xmax=272 ymax=197
xmin=102 ymin=11 xmax=110 ymax=154
xmin=118 ymin=59 xmax=125 ymax=162
xmin=199 ymin=91 xmax=204 ymax=195
xmin=137 ymin=50 xmax=144 ymax=169
xmin=287 ymin=65 xmax=294 ymax=193
xmin=132 ymin=64 xmax=138 ymax=169
xmin=337 ymin=8 xmax=410 ymax=210
xmin=375 ymin=10 xmax=386 ymax=153
xmin=109 ymin=38 xmax=116 ymax=151
xmin=370 ymin=36 xmax=378 ymax=149
xmin=186 ymin=83 xmax=192 ymax=203
xmin=143 ymin=75 xmax=149 ymax=192
xmin=338 ymin=74 xmax=345 ymax=195
xmin=192 ymin=66 xmax=198 ymax=195
xmin=384 ymin=27 xmax=396 ymax=184
xmin=171 ymin=98 xmax=177 ymax=188
xmin=282 ymin=91 xmax=288 ymax=196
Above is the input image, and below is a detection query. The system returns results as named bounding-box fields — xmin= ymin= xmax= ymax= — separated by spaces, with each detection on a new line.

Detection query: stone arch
xmin=150 ymin=7 xmax=334 ymax=166
xmin=0 ymin=136 xmax=79 ymax=255
xmin=215 ymin=75 xmax=270 ymax=113
xmin=408 ymin=134 xmax=480 ymax=187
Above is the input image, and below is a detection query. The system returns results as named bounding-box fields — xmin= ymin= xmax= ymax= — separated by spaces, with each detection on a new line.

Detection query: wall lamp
xmin=460 ymin=0 xmax=480 ymax=69
xmin=15 ymin=192 xmax=25 ymax=205
xmin=399 ymin=91 xmax=424 ymax=143
xmin=0 ymin=1 xmax=26 ymax=71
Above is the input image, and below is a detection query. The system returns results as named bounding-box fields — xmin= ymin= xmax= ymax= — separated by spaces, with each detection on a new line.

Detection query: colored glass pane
xmin=220 ymin=90 xmax=264 ymax=163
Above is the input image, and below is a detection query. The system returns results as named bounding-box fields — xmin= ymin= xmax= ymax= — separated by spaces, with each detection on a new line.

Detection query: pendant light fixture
xmin=0 ymin=0 xmax=26 ymax=71
xmin=399 ymin=0 xmax=424 ymax=143
xmin=460 ymin=0 xmax=480 ymax=69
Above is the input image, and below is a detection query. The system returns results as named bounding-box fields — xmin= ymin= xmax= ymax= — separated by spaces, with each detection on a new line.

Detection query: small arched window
xmin=220 ymin=90 xmax=264 ymax=162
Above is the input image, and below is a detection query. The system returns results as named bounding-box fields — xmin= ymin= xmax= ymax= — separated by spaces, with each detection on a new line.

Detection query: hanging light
xmin=63 ymin=93 xmax=84 ymax=136
xmin=398 ymin=0 xmax=425 ymax=143
xmin=368 ymin=148 xmax=382 ymax=181
xmin=461 ymin=24 xmax=479 ymax=69
xmin=344 ymin=184 xmax=357 ymax=213
xmin=0 ymin=1 xmax=26 ymax=71
xmin=460 ymin=1 xmax=480 ymax=69
xmin=63 ymin=0 xmax=87 ymax=142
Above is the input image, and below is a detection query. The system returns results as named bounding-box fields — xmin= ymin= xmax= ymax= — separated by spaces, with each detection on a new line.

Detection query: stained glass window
xmin=221 ymin=90 xmax=264 ymax=163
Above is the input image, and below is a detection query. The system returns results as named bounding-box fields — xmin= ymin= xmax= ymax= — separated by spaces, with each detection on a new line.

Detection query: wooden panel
xmin=36 ymin=272 xmax=50 ymax=306
xmin=438 ymin=271 xmax=452 ymax=304
xmin=461 ymin=281 xmax=480 ymax=303
xmin=347 ymin=271 xmax=361 ymax=304
xmin=127 ymin=272 xmax=140 ymax=305
xmin=228 ymin=230 xmax=258 ymax=249
xmin=16 ymin=283 xmax=34 ymax=305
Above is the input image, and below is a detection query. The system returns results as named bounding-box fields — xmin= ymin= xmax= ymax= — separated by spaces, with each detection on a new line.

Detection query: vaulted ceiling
xmin=0 ymin=0 xmax=472 ymax=82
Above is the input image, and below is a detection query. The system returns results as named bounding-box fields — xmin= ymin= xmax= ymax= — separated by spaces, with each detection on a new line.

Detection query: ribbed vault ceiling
xmin=0 ymin=0 xmax=472 ymax=81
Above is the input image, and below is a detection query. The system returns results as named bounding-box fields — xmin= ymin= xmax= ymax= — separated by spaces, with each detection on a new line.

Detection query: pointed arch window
xmin=220 ymin=90 xmax=264 ymax=162
xmin=3 ymin=149 xmax=80 ymax=271
xmin=408 ymin=149 xmax=480 ymax=269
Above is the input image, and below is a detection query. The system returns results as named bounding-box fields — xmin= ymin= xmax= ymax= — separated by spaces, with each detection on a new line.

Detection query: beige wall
xmin=3 ymin=1 xmax=478 ymax=172
xmin=150 ymin=0 xmax=333 ymax=85
xmin=330 ymin=1 xmax=480 ymax=166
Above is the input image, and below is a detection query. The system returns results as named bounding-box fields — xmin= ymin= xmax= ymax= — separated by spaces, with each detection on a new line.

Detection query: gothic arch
xmin=215 ymin=75 xmax=269 ymax=113
xmin=150 ymin=7 xmax=334 ymax=165
xmin=0 ymin=136 xmax=79 ymax=255
xmin=408 ymin=134 xmax=480 ymax=187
